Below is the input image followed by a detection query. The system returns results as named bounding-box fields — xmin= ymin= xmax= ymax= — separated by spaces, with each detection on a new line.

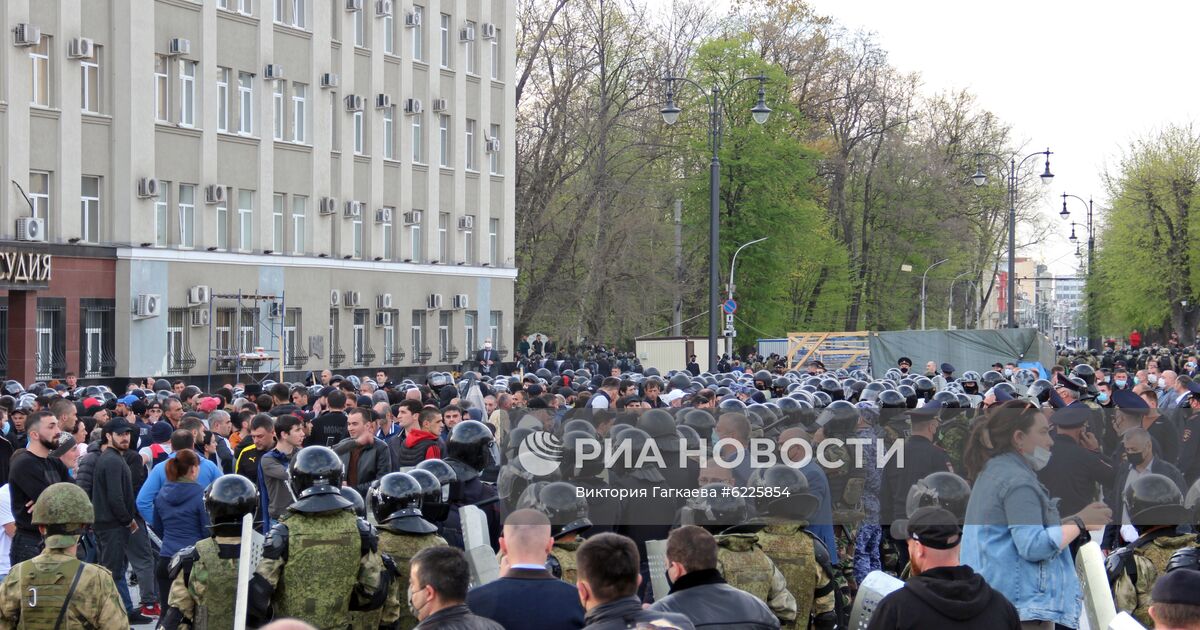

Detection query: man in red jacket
xmin=393 ymin=407 xmax=444 ymax=468
xmin=1131 ymin=329 xmax=1142 ymax=350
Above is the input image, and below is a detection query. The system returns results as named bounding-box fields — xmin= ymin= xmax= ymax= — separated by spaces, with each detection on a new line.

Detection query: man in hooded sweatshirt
xmin=867 ymin=507 xmax=1020 ymax=630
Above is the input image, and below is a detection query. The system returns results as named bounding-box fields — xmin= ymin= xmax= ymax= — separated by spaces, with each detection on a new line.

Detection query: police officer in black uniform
xmin=442 ymin=420 xmax=504 ymax=551
xmin=881 ymin=402 xmax=953 ymax=570
xmin=1038 ymin=406 xmax=1116 ymax=519
xmin=1176 ymin=382 xmax=1200 ymax=486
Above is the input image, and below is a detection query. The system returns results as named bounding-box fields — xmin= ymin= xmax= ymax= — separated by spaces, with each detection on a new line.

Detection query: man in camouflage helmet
xmin=0 ymin=482 xmax=127 ymax=629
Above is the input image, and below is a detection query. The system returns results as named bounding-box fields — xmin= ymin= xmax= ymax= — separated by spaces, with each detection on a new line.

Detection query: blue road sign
xmin=722 ymin=299 xmax=737 ymax=314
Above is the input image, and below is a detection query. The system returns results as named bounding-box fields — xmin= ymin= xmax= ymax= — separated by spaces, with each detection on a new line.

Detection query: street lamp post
xmin=921 ymin=258 xmax=949 ymax=330
xmin=948 ymin=270 xmax=973 ymax=329
xmin=972 ymin=149 xmax=1055 ymax=328
xmin=1060 ymin=193 xmax=1096 ymax=350
xmin=661 ymin=74 xmax=771 ymax=373
xmin=725 ymin=237 xmax=768 ymax=357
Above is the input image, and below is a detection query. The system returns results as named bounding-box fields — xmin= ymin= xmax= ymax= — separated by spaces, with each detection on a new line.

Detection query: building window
xmin=179 ymin=184 xmax=196 ymax=248
xmin=381 ymin=206 xmax=394 ymax=259
xmin=383 ymin=11 xmax=395 ymax=54
xmin=81 ymin=176 xmax=100 ymax=244
xmin=437 ymin=212 xmax=449 ymax=263
xmin=352 ymin=214 xmax=363 ymax=259
xmin=490 ymin=28 xmax=501 ymax=80
xmin=353 ymin=110 xmax=365 ymax=154
xmin=354 ymin=5 xmax=367 ymax=48
xmin=463 ymin=217 xmax=474 ymax=265
xmin=239 ymin=0 xmax=253 ymax=15
xmin=217 ymin=67 xmax=231 ymax=132
xmin=283 ymin=308 xmax=303 ymax=367
xmin=465 ymin=311 xmax=476 ymax=356
xmin=489 ymin=123 xmax=502 ymax=175
xmin=238 ymin=72 xmax=254 ymax=135
xmin=238 ymin=310 xmax=256 ymax=354
xmin=81 ymin=45 xmax=101 ymax=113
xmin=155 ymin=55 xmax=169 ymax=121
xmin=383 ymin=318 xmax=396 ymax=364
xmin=274 ymin=0 xmax=285 ymax=23
xmin=166 ymin=308 xmax=189 ymax=374
xmin=30 ymin=37 xmax=50 ymax=107
xmin=465 ymin=118 xmax=477 ymax=171
xmin=292 ymin=195 xmax=306 ymax=254
xmin=411 ymin=113 xmax=424 ymax=163
xmin=438 ymin=311 xmax=453 ymax=363
xmin=440 ymin=13 xmax=451 ymax=68
xmin=412 ymin=5 xmax=425 ymax=61
xmin=180 ymin=60 xmax=197 ymax=127
xmin=28 ymin=172 xmax=49 ymax=225
xmin=293 ymin=0 xmax=306 ymax=28
xmin=215 ymin=309 xmax=234 ymax=358
xmin=273 ymin=81 xmax=285 ymax=140
xmin=329 ymin=308 xmax=343 ymax=367
xmin=154 ymin=184 xmax=170 ymax=246
xmin=238 ymin=190 xmax=253 ymax=251
xmin=80 ymin=300 xmax=116 ymax=378
xmin=292 ymin=83 xmax=307 ymax=143
xmin=464 ymin=20 xmax=477 ymax=75
xmin=383 ymin=106 xmax=395 ymax=159
xmin=411 ymin=310 xmax=426 ymax=362
xmin=410 ymin=221 xmax=422 ymax=262
xmin=439 ymin=115 xmax=451 ymax=167
xmin=272 ymin=194 xmax=285 ymax=252
xmin=35 ymin=305 xmax=64 ymax=380
xmin=352 ymin=309 xmax=367 ymax=365
xmin=330 ymin=91 xmax=340 ymax=148
xmin=489 ymin=310 xmax=502 ymax=352
xmin=489 ymin=217 xmax=499 ymax=266
xmin=216 ymin=195 xmax=229 ymax=251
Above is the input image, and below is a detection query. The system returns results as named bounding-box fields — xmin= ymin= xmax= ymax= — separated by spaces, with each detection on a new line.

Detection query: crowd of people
xmin=4 ymin=343 xmax=1200 ymax=628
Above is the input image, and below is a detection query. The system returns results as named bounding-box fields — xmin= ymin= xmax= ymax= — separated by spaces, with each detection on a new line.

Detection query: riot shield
xmin=847 ymin=570 xmax=904 ymax=629
xmin=646 ymin=539 xmax=670 ymax=602
xmin=233 ymin=513 xmax=265 ymax=630
xmin=462 ymin=504 xmax=500 ymax=586
xmin=1076 ymin=540 xmax=1117 ymax=630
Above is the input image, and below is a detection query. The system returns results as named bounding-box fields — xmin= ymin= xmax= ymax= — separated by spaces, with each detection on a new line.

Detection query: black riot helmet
xmin=816 ymin=400 xmax=858 ymax=438
xmin=409 ymin=468 xmax=452 ymax=523
xmin=861 ymin=382 xmax=886 ymax=403
xmin=749 ymin=465 xmax=818 ymax=521
xmin=905 ymin=472 xmax=971 ymax=521
xmin=1126 ymin=473 xmax=1190 ymax=527
xmin=446 ymin=420 xmax=500 ymax=474
xmin=980 ymin=371 xmax=1005 ymax=391
xmin=877 ymin=390 xmax=907 ymax=409
xmin=718 ymin=398 xmax=746 ymax=412
xmin=687 ymin=483 xmax=750 ymax=535
xmin=1167 ymin=547 xmax=1200 ymax=574
xmin=680 ymin=408 xmax=717 ymax=441
xmin=913 ymin=377 xmax=936 ymax=400
xmin=339 ymin=486 xmax=366 ymax=518
xmin=289 ymin=446 xmax=354 ymax=513
xmin=1025 ymin=379 xmax=1054 ymax=404
xmin=1071 ymin=363 xmax=1098 ymax=394
xmin=993 ymin=382 xmax=1018 ymax=399
xmin=415 ymin=458 xmax=460 ymax=505
xmin=676 ymin=425 xmax=703 ymax=452
xmin=562 ymin=418 xmax=597 ymax=438
xmin=819 ymin=378 xmax=843 ymax=401
xmin=931 ymin=390 xmax=960 ymax=409
xmin=560 ymin=430 xmax=604 ymax=480
xmin=753 ymin=370 xmax=772 ymax=389
xmin=520 ymin=481 xmax=591 ymax=539
xmin=205 ymin=475 xmax=259 ymax=537
xmin=369 ymin=472 xmax=438 ymax=534
xmin=505 ymin=427 xmax=535 ymax=461
xmin=639 ymin=409 xmax=681 ymax=453
xmin=669 ymin=373 xmax=692 ymax=392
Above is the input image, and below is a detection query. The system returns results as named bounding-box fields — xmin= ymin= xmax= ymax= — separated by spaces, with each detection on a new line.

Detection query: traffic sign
xmin=722 ymin=299 xmax=737 ymax=314
xmin=725 ymin=313 xmax=735 ymax=324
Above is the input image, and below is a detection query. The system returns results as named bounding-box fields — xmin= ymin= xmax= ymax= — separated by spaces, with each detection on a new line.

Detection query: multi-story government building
xmin=0 ymin=0 xmax=516 ymax=386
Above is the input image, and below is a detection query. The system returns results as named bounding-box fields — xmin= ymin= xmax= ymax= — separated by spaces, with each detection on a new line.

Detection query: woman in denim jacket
xmin=961 ymin=401 xmax=1112 ymax=630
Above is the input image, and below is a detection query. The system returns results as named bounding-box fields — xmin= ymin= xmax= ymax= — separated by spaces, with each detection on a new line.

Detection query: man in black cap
xmin=1113 ymin=387 xmax=1180 ymax=466
xmin=1037 ymin=407 xmax=1115 ymax=548
xmin=869 ymin=507 xmax=1020 ymax=630
xmin=882 ymin=402 xmax=953 ymax=570
xmin=897 ymin=357 xmax=912 ymax=375
xmin=1149 ymin=568 xmax=1200 ymax=629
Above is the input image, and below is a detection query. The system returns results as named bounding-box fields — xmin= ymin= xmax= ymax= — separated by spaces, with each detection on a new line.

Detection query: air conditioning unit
xmin=375 ymin=0 xmax=393 ymax=17
xmin=68 ymin=37 xmax=95 ymax=59
xmin=190 ymin=309 xmax=210 ymax=327
xmin=343 ymin=201 xmax=362 ymax=219
xmin=134 ymin=294 xmax=162 ymax=318
xmin=16 ymin=217 xmax=45 ymax=242
xmin=168 ymin=38 xmax=191 ymax=56
xmin=137 ymin=177 xmax=161 ymax=199
xmin=346 ymin=0 xmax=364 ymax=11
xmin=12 ymin=24 xmax=41 ymax=47
xmin=264 ymin=64 xmax=284 ymax=80
xmin=344 ymin=94 xmax=365 ymax=112
xmin=320 ymin=197 xmax=339 ymax=215
xmin=481 ymin=23 xmax=497 ymax=39
xmin=485 ymin=137 xmax=501 ymax=153
xmin=320 ymin=73 xmax=339 ymax=88
xmin=404 ymin=11 xmax=422 ymax=27
xmin=432 ymin=98 xmax=448 ymax=112
xmin=457 ymin=216 xmax=474 ymax=231
xmin=426 ymin=293 xmax=443 ymax=310
xmin=344 ymin=290 xmax=362 ymax=308
xmin=403 ymin=98 xmax=423 ymax=114
xmin=375 ymin=311 xmax=392 ymax=327
xmin=402 ymin=210 xmax=422 ymax=225
xmin=204 ymin=184 xmax=226 ymax=204
xmin=375 ymin=93 xmax=392 ymax=109
xmin=459 ymin=26 xmax=476 ymax=42
xmin=453 ymin=294 xmax=469 ymax=309
xmin=186 ymin=285 xmax=212 ymax=306
xmin=377 ymin=293 xmax=393 ymax=309
xmin=269 ymin=302 xmax=283 ymax=319
xmin=375 ymin=208 xmax=392 ymax=224
xmin=330 ymin=289 xmax=341 ymax=306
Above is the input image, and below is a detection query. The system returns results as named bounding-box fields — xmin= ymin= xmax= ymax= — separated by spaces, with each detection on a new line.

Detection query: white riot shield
xmin=646 ymin=539 xmax=669 ymax=602
xmin=1107 ymin=611 xmax=1148 ymax=629
xmin=1076 ymin=540 xmax=1117 ymax=630
xmin=848 ymin=571 xmax=904 ymax=629
xmin=233 ymin=513 xmax=266 ymax=630
xmin=461 ymin=505 xmax=499 ymax=586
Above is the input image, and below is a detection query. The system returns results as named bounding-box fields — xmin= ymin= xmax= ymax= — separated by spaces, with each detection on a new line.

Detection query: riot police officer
xmin=248 ymin=446 xmax=389 ymax=627
xmin=517 ymin=480 xmax=591 ymax=584
xmin=443 ymin=421 xmax=504 ymax=550
xmin=161 ymin=475 xmax=259 ymax=630
xmin=0 ymin=483 xmax=127 ymax=629
xmin=560 ymin=430 xmax=620 ymax=536
xmin=364 ymin=471 xmax=447 ymax=630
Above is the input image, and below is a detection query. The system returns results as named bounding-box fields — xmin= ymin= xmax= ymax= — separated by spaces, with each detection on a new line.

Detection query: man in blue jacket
xmin=136 ymin=427 xmax=221 ymax=524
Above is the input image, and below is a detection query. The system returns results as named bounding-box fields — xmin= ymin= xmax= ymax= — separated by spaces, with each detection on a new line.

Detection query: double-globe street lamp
xmin=1060 ymin=193 xmax=1096 ymax=350
xmin=972 ymin=149 xmax=1055 ymax=328
xmin=661 ymin=75 xmax=771 ymax=372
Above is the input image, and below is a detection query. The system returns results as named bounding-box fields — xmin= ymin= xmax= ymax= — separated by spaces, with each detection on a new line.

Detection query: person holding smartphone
xmin=1036 ymin=405 xmax=1117 ymax=528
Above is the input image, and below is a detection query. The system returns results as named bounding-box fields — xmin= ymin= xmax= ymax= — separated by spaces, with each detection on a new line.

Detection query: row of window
xmin=166 ymin=304 xmax=503 ymax=373
xmin=0 ymin=301 xmax=117 ymax=380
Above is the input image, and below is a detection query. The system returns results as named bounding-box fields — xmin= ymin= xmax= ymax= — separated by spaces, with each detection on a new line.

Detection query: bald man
xmin=467 ymin=510 xmax=585 ymax=629
xmin=260 ymin=620 xmax=318 ymax=630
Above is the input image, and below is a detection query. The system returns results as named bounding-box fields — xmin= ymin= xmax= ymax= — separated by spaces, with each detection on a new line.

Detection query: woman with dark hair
xmin=961 ymin=400 xmax=1111 ymax=630
xmin=151 ymin=449 xmax=208 ymax=607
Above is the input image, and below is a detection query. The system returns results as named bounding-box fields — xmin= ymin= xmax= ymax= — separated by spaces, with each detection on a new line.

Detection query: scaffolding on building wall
xmin=202 ymin=290 xmax=294 ymax=391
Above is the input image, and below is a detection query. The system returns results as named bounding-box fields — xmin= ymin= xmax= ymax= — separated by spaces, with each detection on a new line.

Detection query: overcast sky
xmin=681 ymin=0 xmax=1199 ymax=274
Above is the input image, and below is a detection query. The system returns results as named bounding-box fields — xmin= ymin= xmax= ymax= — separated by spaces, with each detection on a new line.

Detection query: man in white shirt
xmin=0 ymin=483 xmax=14 ymax=581
xmin=589 ymin=377 xmax=621 ymax=409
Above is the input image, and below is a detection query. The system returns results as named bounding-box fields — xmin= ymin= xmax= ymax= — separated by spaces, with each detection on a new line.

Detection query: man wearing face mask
xmin=1113 ymin=368 xmax=1132 ymax=391
xmin=476 ymin=339 xmax=500 ymax=378
xmin=1102 ymin=428 xmax=1186 ymax=551
xmin=869 ymin=507 xmax=1020 ymax=630
xmin=407 ymin=546 xmax=504 ymax=629
xmin=897 ymin=357 xmax=912 ymax=375
xmin=1038 ymin=407 xmax=1115 ymax=526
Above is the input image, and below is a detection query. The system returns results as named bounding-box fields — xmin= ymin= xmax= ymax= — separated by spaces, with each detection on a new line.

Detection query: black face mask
xmin=1126 ymin=451 xmax=1144 ymax=466
xmin=899 ymin=367 xmax=909 ymax=373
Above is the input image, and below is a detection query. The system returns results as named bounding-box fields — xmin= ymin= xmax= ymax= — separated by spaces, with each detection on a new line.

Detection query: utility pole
xmin=671 ymin=199 xmax=683 ymax=336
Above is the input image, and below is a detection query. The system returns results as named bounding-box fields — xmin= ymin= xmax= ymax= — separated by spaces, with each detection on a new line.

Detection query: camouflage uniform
xmin=716 ymin=532 xmax=797 ymax=626
xmin=757 ymin=522 xmax=837 ymax=629
xmin=165 ymin=535 xmax=242 ymax=629
xmin=0 ymin=548 xmax=127 ymax=630
xmin=852 ymin=427 xmax=882 ymax=584
xmin=1112 ymin=532 xmax=1200 ymax=627
xmin=363 ymin=529 xmax=447 ymax=630
xmin=935 ymin=416 xmax=970 ymax=474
